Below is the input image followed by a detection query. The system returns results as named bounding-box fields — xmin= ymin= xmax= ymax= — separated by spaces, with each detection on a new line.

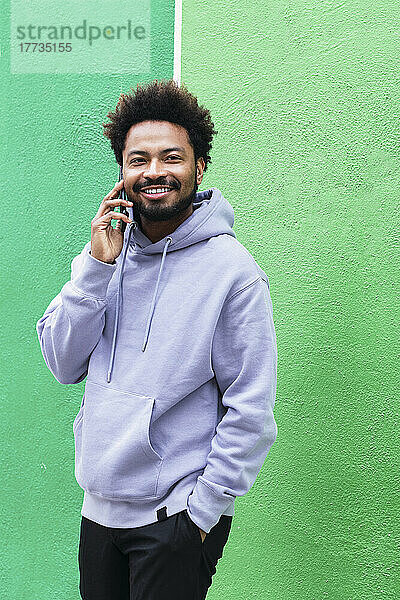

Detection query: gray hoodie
xmin=36 ymin=187 xmax=278 ymax=532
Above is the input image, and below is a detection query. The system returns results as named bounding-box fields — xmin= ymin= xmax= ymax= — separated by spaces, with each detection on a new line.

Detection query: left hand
xmin=198 ymin=527 xmax=207 ymax=543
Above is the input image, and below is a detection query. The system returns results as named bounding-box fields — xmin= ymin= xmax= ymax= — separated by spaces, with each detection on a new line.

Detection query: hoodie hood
xmin=127 ymin=187 xmax=236 ymax=253
xmin=107 ymin=188 xmax=237 ymax=382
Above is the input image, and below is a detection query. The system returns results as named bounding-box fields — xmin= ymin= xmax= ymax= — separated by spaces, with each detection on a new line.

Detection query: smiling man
xmin=36 ymin=79 xmax=278 ymax=600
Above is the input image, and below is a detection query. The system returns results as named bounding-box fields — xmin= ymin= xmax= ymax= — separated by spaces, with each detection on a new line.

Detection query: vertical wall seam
xmin=173 ymin=0 xmax=182 ymax=85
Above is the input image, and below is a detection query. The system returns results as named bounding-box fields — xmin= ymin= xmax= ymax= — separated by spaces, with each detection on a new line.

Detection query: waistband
xmin=81 ymin=473 xmax=235 ymax=529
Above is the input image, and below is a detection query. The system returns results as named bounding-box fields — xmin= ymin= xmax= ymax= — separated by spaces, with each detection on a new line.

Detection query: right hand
xmin=91 ymin=180 xmax=133 ymax=264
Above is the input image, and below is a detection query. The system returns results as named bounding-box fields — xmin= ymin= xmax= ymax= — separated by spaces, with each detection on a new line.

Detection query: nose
xmin=142 ymin=158 xmax=167 ymax=179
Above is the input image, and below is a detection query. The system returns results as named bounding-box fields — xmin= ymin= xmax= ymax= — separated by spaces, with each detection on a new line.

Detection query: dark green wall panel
xmin=1 ymin=2 xmax=175 ymax=598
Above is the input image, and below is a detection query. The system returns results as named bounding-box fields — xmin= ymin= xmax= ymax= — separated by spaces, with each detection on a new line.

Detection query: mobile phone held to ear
xmin=118 ymin=165 xmax=129 ymax=234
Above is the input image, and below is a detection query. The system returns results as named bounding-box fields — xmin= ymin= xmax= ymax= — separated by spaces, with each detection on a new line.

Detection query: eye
xmin=166 ymin=155 xmax=181 ymax=161
xmin=130 ymin=158 xmax=145 ymax=165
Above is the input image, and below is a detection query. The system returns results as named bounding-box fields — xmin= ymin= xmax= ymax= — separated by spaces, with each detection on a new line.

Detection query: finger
xmin=96 ymin=211 xmax=132 ymax=224
xmin=97 ymin=199 xmax=132 ymax=220
xmin=110 ymin=179 xmax=124 ymax=194
xmin=100 ymin=180 xmax=124 ymax=204
xmin=95 ymin=192 xmax=131 ymax=220
xmin=103 ymin=198 xmax=133 ymax=209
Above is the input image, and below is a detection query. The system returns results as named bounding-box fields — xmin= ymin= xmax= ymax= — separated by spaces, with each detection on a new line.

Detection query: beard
xmin=128 ymin=178 xmax=198 ymax=224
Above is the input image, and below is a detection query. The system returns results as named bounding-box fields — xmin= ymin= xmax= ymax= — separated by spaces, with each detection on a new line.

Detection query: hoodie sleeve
xmin=36 ymin=242 xmax=117 ymax=385
xmin=187 ymin=276 xmax=278 ymax=533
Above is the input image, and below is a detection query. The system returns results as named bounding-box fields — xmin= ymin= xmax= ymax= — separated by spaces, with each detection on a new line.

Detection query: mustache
xmin=132 ymin=179 xmax=180 ymax=192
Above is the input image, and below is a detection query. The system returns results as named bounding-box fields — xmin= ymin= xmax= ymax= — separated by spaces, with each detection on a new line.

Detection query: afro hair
xmin=103 ymin=79 xmax=217 ymax=171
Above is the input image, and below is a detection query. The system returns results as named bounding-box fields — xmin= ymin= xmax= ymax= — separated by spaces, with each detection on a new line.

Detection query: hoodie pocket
xmin=74 ymin=380 xmax=163 ymax=501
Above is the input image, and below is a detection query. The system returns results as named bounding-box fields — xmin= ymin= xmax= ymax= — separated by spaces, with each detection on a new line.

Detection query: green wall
xmin=1 ymin=2 xmax=176 ymax=599
xmin=1 ymin=1 xmax=398 ymax=598
xmin=180 ymin=1 xmax=399 ymax=598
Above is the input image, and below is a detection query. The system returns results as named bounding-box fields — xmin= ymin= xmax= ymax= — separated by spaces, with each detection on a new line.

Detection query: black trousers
xmin=78 ymin=508 xmax=232 ymax=600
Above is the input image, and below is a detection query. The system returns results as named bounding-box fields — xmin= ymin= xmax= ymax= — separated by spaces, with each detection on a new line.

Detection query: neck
xmin=140 ymin=204 xmax=194 ymax=243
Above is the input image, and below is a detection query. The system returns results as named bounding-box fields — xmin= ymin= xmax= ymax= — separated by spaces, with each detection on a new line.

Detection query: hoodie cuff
xmin=186 ymin=477 xmax=235 ymax=534
xmin=71 ymin=248 xmax=117 ymax=300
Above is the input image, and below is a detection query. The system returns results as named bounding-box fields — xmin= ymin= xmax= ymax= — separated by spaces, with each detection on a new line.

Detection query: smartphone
xmin=117 ymin=165 xmax=129 ymax=234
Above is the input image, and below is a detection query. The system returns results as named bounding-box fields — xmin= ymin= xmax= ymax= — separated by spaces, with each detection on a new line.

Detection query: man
xmin=36 ymin=79 xmax=278 ymax=600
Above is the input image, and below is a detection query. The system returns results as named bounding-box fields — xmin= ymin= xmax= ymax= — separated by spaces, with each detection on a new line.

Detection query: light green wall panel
xmin=181 ymin=1 xmax=399 ymax=599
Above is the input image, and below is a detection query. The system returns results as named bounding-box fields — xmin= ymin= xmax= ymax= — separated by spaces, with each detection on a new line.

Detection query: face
xmin=122 ymin=120 xmax=205 ymax=223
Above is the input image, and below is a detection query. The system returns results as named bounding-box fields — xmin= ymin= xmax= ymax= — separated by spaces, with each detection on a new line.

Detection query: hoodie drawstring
xmin=141 ymin=236 xmax=172 ymax=353
xmin=107 ymin=222 xmax=135 ymax=383
xmin=107 ymin=223 xmax=172 ymax=383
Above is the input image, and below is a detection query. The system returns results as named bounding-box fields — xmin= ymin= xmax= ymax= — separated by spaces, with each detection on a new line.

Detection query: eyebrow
xmin=126 ymin=147 xmax=186 ymax=158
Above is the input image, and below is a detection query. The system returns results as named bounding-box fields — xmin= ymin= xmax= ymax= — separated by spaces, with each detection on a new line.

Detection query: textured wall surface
xmin=0 ymin=2 xmax=175 ymax=598
xmin=181 ymin=1 xmax=399 ymax=599
xmin=1 ymin=0 xmax=399 ymax=598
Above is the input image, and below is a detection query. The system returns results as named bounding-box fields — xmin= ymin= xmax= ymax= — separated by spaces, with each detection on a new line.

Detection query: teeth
xmin=142 ymin=187 xmax=171 ymax=194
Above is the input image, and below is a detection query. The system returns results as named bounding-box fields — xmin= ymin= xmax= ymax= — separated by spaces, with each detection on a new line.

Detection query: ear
xmin=196 ymin=157 xmax=205 ymax=185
